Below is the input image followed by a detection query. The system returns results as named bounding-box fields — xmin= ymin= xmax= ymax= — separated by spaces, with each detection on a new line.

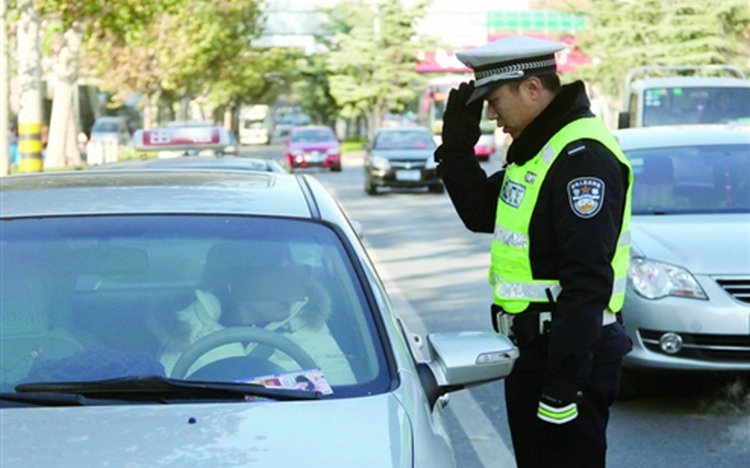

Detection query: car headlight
xmin=289 ymin=149 xmax=302 ymax=157
xmin=370 ymin=155 xmax=390 ymax=170
xmin=327 ymin=148 xmax=339 ymax=155
xmin=628 ymin=257 xmax=707 ymax=300
xmin=424 ymin=156 xmax=438 ymax=170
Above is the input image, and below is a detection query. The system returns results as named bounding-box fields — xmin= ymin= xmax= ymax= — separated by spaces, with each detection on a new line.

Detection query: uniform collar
xmin=505 ymin=81 xmax=594 ymax=166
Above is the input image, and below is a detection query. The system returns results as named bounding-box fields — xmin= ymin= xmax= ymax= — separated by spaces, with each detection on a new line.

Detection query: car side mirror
xmin=417 ymin=331 xmax=519 ymax=408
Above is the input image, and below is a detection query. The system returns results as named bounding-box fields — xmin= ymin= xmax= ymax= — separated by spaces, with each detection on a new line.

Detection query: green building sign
xmin=488 ymin=10 xmax=586 ymax=33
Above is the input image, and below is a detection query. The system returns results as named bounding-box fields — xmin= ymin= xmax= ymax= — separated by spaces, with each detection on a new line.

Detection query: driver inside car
xmin=150 ymin=264 xmax=355 ymax=385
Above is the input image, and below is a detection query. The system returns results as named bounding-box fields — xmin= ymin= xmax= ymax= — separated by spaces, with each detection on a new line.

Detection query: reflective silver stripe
xmin=542 ymin=145 xmax=555 ymax=164
xmin=612 ymin=277 xmax=626 ymax=295
xmin=602 ymin=310 xmax=617 ymax=325
xmin=494 ymin=282 xmax=562 ymax=300
xmin=493 ymin=225 xmax=528 ymax=249
xmin=619 ymin=230 xmax=630 ymax=247
xmin=493 ymin=278 xmax=623 ymax=301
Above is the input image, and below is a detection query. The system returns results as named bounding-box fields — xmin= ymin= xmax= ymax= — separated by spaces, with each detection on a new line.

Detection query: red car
xmin=283 ymin=126 xmax=341 ymax=172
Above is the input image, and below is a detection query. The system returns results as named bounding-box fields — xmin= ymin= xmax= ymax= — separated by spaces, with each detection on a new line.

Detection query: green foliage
xmin=567 ymin=0 xmax=750 ymax=99
xmin=78 ymin=0 xmax=292 ymax=112
xmin=315 ymin=0 xmax=436 ymax=137
xmin=33 ymin=0 xmax=177 ymax=39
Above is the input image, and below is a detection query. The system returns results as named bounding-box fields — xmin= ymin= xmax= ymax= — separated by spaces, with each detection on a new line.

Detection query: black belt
xmin=491 ymin=304 xmax=622 ymax=347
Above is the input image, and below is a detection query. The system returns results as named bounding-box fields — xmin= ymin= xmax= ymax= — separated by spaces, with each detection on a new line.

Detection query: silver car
xmin=0 ymin=167 xmax=517 ymax=466
xmin=616 ymin=125 xmax=750 ymax=386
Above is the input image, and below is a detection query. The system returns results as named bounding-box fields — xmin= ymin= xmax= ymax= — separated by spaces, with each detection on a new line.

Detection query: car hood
xmin=631 ymin=214 xmax=750 ymax=274
xmin=0 ymin=393 xmax=413 ymax=467
xmin=371 ymin=148 xmax=434 ymax=160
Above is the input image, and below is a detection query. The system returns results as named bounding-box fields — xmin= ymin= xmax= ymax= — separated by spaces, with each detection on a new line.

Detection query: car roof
xmin=0 ymin=170 xmax=314 ymax=218
xmin=614 ymin=124 xmax=750 ymax=151
xmin=87 ymin=156 xmax=285 ymax=173
xmin=630 ymin=76 xmax=750 ymax=89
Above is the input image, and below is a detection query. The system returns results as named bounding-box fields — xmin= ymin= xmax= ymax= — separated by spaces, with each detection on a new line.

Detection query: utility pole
xmin=0 ymin=0 xmax=9 ymax=176
xmin=16 ymin=0 xmax=43 ymax=173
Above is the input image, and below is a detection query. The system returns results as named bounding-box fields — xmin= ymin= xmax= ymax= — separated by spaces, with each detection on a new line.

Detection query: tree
xmin=550 ymin=0 xmax=750 ymax=100
xmin=82 ymin=0 xmax=287 ymax=130
xmin=321 ymin=0 xmax=436 ymax=139
xmin=34 ymin=0 xmax=175 ymax=167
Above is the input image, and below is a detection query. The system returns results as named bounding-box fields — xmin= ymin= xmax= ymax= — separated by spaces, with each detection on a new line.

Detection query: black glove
xmin=439 ymin=81 xmax=483 ymax=152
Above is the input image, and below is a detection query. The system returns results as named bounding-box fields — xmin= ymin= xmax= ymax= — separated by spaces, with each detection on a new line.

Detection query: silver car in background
xmin=616 ymin=125 xmax=750 ymax=388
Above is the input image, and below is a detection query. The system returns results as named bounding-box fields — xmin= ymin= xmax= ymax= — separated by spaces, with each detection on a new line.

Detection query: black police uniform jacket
xmin=435 ymin=81 xmax=632 ymax=403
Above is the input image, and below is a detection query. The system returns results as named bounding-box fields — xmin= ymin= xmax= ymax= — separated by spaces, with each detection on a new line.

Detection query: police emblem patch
xmin=567 ymin=177 xmax=605 ymax=218
xmin=524 ymin=171 xmax=537 ymax=184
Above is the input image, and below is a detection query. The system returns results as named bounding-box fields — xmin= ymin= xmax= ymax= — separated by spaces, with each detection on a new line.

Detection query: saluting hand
xmin=440 ymin=81 xmax=483 ymax=152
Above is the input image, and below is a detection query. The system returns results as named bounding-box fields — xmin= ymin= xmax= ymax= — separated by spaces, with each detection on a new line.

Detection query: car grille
xmin=390 ymin=159 xmax=426 ymax=170
xmin=715 ymin=277 xmax=750 ymax=304
xmin=640 ymin=329 xmax=750 ymax=361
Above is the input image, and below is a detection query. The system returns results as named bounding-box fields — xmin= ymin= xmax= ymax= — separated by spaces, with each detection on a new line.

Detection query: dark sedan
xmin=364 ymin=126 xmax=444 ymax=195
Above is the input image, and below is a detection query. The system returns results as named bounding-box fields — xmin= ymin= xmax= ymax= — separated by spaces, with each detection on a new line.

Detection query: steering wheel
xmin=170 ymin=326 xmax=318 ymax=379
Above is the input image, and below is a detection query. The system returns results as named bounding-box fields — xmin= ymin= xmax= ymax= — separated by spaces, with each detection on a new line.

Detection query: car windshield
xmin=642 ymin=87 xmax=750 ymax=126
xmin=628 ymin=143 xmax=750 ymax=214
xmin=0 ymin=215 xmax=390 ymax=399
xmin=290 ymin=129 xmax=334 ymax=142
xmin=374 ymin=130 xmax=435 ymax=149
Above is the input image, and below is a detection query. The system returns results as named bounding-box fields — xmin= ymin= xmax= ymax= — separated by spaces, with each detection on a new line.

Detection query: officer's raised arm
xmin=434 ymin=81 xmax=503 ymax=233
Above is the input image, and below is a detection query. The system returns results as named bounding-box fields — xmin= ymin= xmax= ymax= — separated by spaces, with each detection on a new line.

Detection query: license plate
xmin=305 ymin=151 xmax=325 ymax=162
xmin=396 ymin=170 xmax=421 ymax=181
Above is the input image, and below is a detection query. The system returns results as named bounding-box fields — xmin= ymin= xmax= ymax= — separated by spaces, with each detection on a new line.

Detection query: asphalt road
xmin=243 ymin=143 xmax=750 ymax=468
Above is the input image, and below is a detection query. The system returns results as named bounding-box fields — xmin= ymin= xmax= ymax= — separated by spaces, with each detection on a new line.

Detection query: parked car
xmin=364 ymin=126 xmax=443 ymax=195
xmin=0 ymin=165 xmax=518 ymax=466
xmin=283 ymin=125 xmax=341 ymax=172
xmin=86 ymin=116 xmax=133 ymax=164
xmin=89 ymin=116 xmax=131 ymax=146
xmin=616 ymin=125 xmax=750 ymax=393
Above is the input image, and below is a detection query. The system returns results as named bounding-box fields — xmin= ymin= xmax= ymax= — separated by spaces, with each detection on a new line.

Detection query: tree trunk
xmin=223 ymin=103 xmax=234 ymax=130
xmin=65 ymin=100 xmax=82 ymax=166
xmin=143 ymin=90 xmax=161 ymax=129
xmin=45 ymin=25 xmax=82 ymax=169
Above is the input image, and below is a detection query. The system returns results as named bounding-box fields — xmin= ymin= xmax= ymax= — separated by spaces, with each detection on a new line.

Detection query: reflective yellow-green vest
xmin=489 ymin=117 xmax=632 ymax=314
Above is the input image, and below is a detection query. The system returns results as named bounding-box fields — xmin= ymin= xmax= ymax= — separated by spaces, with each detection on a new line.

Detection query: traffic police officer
xmin=434 ymin=36 xmax=633 ymax=468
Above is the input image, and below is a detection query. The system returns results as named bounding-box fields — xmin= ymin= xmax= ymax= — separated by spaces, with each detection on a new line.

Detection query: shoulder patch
xmin=567 ymin=177 xmax=605 ymax=218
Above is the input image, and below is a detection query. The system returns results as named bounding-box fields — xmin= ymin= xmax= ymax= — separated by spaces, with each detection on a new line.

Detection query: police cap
xmin=456 ymin=35 xmax=567 ymax=103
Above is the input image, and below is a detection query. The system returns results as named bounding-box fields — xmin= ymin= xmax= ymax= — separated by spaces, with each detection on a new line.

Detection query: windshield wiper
xmin=14 ymin=375 xmax=323 ymax=404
